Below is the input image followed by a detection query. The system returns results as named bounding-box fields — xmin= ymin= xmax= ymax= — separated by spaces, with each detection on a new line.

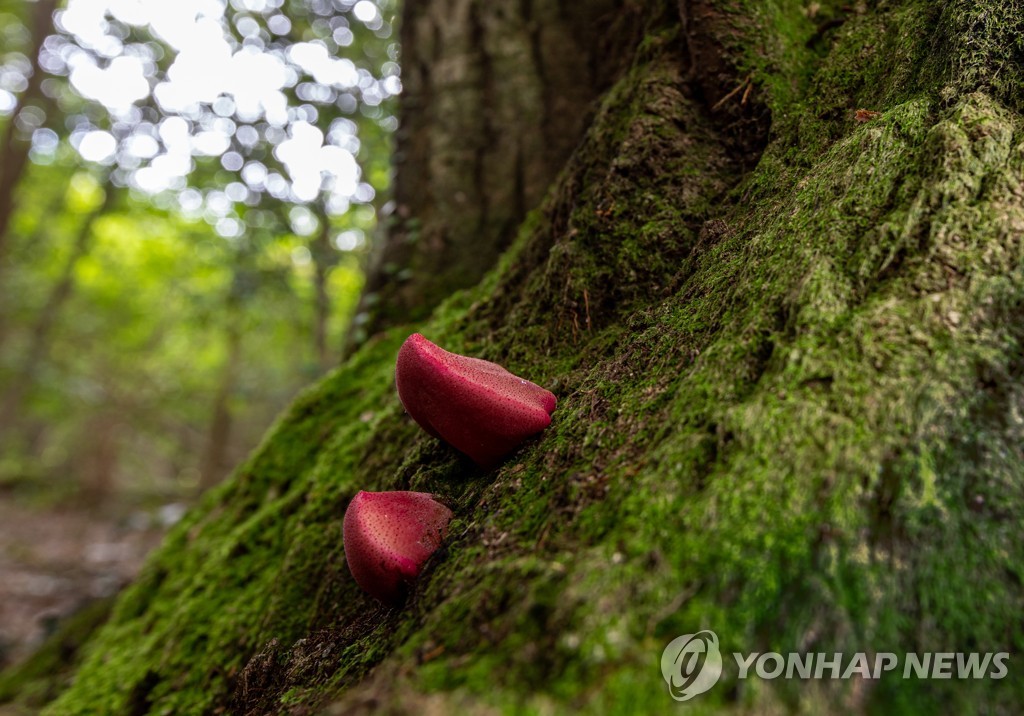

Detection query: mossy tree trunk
xmin=22 ymin=0 xmax=1024 ymax=714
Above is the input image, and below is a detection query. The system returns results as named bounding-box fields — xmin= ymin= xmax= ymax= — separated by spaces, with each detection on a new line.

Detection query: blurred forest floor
xmin=0 ymin=498 xmax=167 ymax=666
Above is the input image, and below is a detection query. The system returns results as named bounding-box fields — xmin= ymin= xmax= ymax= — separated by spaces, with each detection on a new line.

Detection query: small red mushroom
xmin=343 ymin=490 xmax=453 ymax=604
xmin=395 ymin=333 xmax=557 ymax=467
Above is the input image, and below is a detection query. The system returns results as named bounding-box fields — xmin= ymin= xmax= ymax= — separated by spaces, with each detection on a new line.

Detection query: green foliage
xmin=0 ymin=0 xmax=391 ymax=498
xmin=1 ymin=172 xmax=364 ymax=497
xmin=2 ymin=191 xmax=357 ymax=495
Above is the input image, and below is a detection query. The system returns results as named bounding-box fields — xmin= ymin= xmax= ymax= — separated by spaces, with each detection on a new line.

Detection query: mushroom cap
xmin=395 ymin=333 xmax=556 ymax=467
xmin=343 ymin=490 xmax=453 ymax=604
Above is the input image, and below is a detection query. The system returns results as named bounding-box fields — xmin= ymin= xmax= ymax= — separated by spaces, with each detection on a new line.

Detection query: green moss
xmin=33 ymin=0 xmax=1024 ymax=713
xmin=38 ymin=333 xmax=414 ymax=714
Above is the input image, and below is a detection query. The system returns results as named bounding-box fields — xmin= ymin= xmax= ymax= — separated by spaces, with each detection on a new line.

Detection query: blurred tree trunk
xmin=0 ymin=180 xmax=117 ymax=444
xmin=0 ymin=0 xmax=59 ymax=268
xmin=80 ymin=408 xmax=120 ymax=505
xmin=350 ymin=0 xmax=647 ymax=342
xmin=197 ymin=285 xmax=244 ymax=492
xmin=310 ymin=202 xmax=335 ymax=371
xmin=0 ymin=184 xmax=66 ymax=343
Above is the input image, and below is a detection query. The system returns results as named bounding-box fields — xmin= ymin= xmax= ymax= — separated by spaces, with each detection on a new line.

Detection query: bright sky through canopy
xmin=47 ymin=0 xmax=393 ymax=224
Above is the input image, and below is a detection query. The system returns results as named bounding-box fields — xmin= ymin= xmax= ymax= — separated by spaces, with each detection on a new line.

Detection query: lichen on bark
xmin=23 ymin=0 xmax=1024 ymax=714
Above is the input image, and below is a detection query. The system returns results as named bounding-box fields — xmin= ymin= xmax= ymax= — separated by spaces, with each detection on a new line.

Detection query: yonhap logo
xmin=660 ymin=629 xmax=1010 ymax=702
xmin=660 ymin=630 xmax=723 ymax=701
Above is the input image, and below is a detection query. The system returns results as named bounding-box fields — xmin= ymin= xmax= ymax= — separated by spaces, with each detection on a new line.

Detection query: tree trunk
xmin=0 ymin=181 xmax=117 ymax=443
xmin=35 ymin=1 xmax=1024 ymax=714
xmin=197 ymin=296 xmax=244 ymax=493
xmin=79 ymin=409 xmax=120 ymax=506
xmin=0 ymin=182 xmax=66 ymax=343
xmin=310 ymin=202 xmax=334 ymax=371
xmin=353 ymin=0 xmax=647 ymax=338
xmin=0 ymin=0 xmax=58 ymax=268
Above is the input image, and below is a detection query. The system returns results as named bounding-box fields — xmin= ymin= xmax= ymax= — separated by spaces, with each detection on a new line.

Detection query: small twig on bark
xmin=854 ymin=108 xmax=882 ymax=122
xmin=711 ymin=74 xmax=752 ymax=112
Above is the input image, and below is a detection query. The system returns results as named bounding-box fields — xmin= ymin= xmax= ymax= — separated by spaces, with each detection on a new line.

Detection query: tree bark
xmin=352 ymin=0 xmax=648 ymax=339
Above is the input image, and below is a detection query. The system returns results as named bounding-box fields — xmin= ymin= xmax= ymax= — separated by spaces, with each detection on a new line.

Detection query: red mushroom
xmin=343 ymin=490 xmax=453 ymax=604
xmin=395 ymin=333 xmax=557 ymax=467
